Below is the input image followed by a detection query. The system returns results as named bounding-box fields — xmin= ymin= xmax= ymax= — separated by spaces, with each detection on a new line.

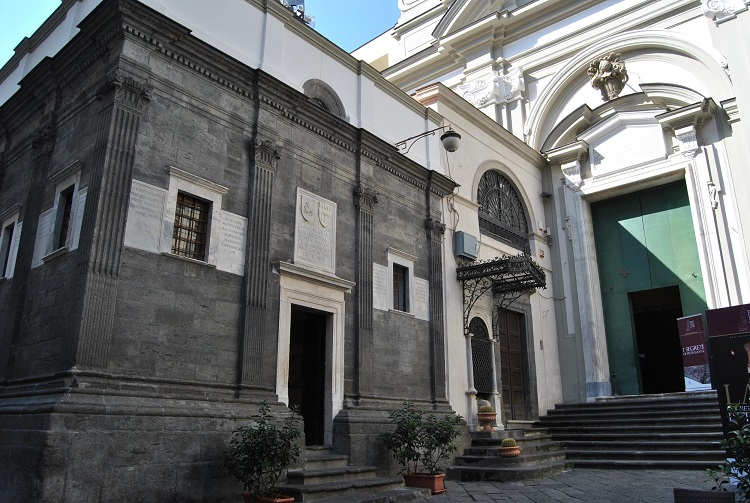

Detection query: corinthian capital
xmin=354 ymin=185 xmax=378 ymax=212
xmin=98 ymin=71 xmax=152 ymax=112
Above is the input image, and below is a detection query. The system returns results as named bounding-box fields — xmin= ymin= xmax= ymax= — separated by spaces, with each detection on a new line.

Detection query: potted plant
xmin=499 ymin=437 xmax=521 ymax=457
xmin=477 ymin=404 xmax=496 ymax=432
xmin=698 ymin=404 xmax=750 ymax=503
xmin=380 ymin=402 xmax=463 ymax=495
xmin=225 ymin=401 xmax=302 ymax=503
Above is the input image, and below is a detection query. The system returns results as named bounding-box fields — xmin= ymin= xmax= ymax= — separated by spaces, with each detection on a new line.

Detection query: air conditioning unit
xmin=453 ymin=231 xmax=478 ymax=260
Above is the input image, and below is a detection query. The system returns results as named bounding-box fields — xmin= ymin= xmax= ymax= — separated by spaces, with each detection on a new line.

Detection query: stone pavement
xmin=430 ymin=469 xmax=728 ymax=502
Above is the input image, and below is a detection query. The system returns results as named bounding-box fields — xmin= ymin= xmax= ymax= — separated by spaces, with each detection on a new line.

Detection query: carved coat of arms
xmin=318 ymin=202 xmax=333 ymax=228
xmin=301 ymin=196 xmax=314 ymax=222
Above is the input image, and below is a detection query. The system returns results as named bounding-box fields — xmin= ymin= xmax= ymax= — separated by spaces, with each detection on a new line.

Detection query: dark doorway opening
xmin=630 ymin=286 xmax=684 ymax=394
xmin=289 ymin=306 xmax=328 ymax=446
xmin=496 ymin=309 xmax=528 ymax=424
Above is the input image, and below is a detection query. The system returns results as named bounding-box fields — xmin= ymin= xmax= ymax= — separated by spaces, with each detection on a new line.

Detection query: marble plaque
xmin=414 ymin=278 xmax=430 ymax=321
xmin=373 ymin=263 xmax=388 ymax=311
xmin=590 ymin=124 xmax=666 ymax=176
xmin=294 ymin=188 xmax=336 ymax=274
xmin=124 ymin=180 xmax=167 ymax=253
xmin=217 ymin=212 xmax=247 ymax=275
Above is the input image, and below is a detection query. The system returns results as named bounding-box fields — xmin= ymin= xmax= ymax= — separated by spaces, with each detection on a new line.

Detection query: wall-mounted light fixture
xmin=395 ymin=125 xmax=461 ymax=154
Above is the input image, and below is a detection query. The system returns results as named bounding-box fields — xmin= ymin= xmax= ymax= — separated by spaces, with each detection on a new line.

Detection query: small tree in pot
xmin=380 ymin=402 xmax=463 ymax=494
xmin=702 ymin=404 xmax=750 ymax=502
xmin=225 ymin=401 xmax=302 ymax=503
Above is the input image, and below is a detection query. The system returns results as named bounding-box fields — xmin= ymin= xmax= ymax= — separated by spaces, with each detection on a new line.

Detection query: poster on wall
xmin=677 ymin=314 xmax=711 ymax=391
xmin=707 ymin=303 xmax=750 ymax=436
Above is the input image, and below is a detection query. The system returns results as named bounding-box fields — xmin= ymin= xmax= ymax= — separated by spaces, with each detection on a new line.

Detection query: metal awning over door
xmin=456 ymin=254 xmax=546 ymax=333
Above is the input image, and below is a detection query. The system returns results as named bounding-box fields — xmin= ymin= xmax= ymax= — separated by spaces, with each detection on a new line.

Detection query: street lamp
xmin=395 ymin=125 xmax=461 ymax=154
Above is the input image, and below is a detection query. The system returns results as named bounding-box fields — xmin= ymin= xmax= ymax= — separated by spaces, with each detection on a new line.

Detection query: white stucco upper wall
xmin=0 ymin=0 xmax=447 ymax=173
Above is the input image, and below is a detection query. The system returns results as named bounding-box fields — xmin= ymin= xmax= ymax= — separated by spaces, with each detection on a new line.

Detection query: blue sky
xmin=0 ymin=0 xmax=400 ymax=67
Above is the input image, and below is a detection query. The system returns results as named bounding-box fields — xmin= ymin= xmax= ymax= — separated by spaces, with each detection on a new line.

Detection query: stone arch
xmin=525 ymin=30 xmax=732 ymax=149
xmin=474 ymin=166 xmax=531 ymax=253
xmin=303 ymin=79 xmax=348 ymax=121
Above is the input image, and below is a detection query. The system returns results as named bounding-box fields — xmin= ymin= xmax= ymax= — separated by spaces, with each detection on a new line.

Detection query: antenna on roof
xmin=280 ymin=0 xmax=315 ymax=27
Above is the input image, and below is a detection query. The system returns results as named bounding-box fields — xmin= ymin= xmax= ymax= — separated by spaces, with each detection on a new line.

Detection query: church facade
xmin=0 ymin=0 xmax=457 ymax=500
xmin=356 ymin=0 xmax=750 ymax=412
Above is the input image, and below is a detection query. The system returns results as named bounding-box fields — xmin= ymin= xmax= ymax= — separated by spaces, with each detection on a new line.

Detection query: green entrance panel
xmin=591 ymin=181 xmax=707 ymax=396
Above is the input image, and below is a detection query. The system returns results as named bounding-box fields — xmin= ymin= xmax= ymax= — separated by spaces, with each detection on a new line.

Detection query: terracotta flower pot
xmin=476 ymin=412 xmax=496 ymax=431
xmin=402 ymin=473 xmax=446 ymax=495
xmin=242 ymin=492 xmax=295 ymax=503
xmin=499 ymin=445 xmax=521 ymax=457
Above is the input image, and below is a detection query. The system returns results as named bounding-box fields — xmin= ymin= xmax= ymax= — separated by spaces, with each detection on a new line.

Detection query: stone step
xmin=455 ymin=449 xmax=567 ymax=467
xmin=550 ymin=431 xmax=724 ymax=441
xmin=564 ymin=449 xmax=724 ymax=461
xmin=539 ymin=423 xmax=722 ymax=433
xmin=569 ymin=458 xmax=722 ymax=470
xmin=279 ymin=476 xmax=405 ymax=502
xmin=542 ymin=408 xmax=720 ymax=427
xmin=310 ymin=488 xmax=431 ymax=503
xmin=446 ymin=460 xmax=572 ymax=482
xmin=303 ymin=450 xmax=350 ymax=470
xmin=539 ymin=415 xmax=723 ymax=427
xmin=537 ymin=392 xmax=724 ymax=472
xmin=560 ymin=439 xmax=723 ymax=451
xmin=465 ymin=439 xmax=562 ymax=456
xmin=286 ymin=466 xmax=380 ymax=485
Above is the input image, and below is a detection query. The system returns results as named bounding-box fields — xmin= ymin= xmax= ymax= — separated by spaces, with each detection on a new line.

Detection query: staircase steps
xmin=535 ymin=391 xmax=726 ymax=470
xmin=446 ymin=429 xmax=572 ymax=482
xmin=280 ymin=447 xmax=419 ymax=502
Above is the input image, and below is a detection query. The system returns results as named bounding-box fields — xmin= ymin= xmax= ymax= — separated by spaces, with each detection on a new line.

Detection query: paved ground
xmin=430 ymin=469 xmax=729 ymax=502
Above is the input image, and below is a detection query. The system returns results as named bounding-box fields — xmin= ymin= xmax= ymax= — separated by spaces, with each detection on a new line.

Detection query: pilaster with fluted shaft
xmin=426 ymin=217 xmax=447 ymax=402
xmin=353 ymin=185 xmax=378 ymax=397
xmin=70 ymin=71 xmax=151 ymax=368
xmin=0 ymin=122 xmax=58 ymax=379
xmin=240 ymin=138 xmax=280 ymax=387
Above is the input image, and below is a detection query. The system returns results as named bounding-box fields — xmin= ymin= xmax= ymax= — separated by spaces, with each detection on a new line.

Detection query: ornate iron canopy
xmin=457 ymin=254 xmax=546 ymax=333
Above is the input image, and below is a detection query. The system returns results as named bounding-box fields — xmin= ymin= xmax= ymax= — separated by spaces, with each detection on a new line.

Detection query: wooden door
xmin=497 ymin=309 xmax=527 ymax=422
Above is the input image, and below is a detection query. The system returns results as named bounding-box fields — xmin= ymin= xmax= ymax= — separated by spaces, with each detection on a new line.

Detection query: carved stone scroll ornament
xmin=459 ymin=68 xmax=525 ymax=107
xmin=587 ymin=53 xmax=629 ymax=101
xmin=459 ymin=73 xmax=500 ymax=107
xmin=702 ymin=0 xmax=750 ymax=23
xmin=675 ymin=126 xmax=700 ymax=158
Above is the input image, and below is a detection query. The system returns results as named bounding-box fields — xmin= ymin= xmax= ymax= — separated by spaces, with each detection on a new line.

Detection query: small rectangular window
xmin=54 ymin=184 xmax=75 ymax=250
xmin=393 ymin=263 xmax=409 ymax=312
xmin=171 ymin=192 xmax=210 ymax=261
xmin=1 ymin=221 xmax=15 ymax=277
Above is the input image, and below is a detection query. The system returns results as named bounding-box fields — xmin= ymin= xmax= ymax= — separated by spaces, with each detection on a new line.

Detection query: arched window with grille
xmin=477 ymin=170 xmax=530 ymax=252
xmin=470 ymin=317 xmax=493 ymax=395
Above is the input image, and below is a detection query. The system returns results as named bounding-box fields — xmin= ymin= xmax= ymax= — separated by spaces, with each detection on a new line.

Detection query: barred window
xmin=477 ymin=170 xmax=529 ymax=252
xmin=470 ymin=317 xmax=493 ymax=394
xmin=393 ymin=263 xmax=409 ymax=312
xmin=171 ymin=192 xmax=209 ymax=261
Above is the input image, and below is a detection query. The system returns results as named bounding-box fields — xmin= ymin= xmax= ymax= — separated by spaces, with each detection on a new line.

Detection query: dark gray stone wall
xmin=0 ymin=0 xmax=460 ymax=500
